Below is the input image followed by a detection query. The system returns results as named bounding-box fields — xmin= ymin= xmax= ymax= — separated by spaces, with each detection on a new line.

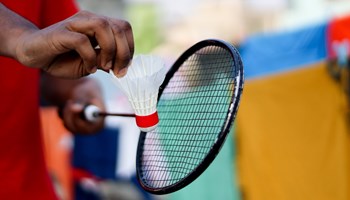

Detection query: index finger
xmin=117 ymin=20 xmax=134 ymax=59
xmin=66 ymin=14 xmax=116 ymax=71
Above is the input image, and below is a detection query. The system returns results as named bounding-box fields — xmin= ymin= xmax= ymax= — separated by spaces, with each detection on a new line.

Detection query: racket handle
xmin=82 ymin=104 xmax=136 ymax=121
xmin=83 ymin=104 xmax=101 ymax=122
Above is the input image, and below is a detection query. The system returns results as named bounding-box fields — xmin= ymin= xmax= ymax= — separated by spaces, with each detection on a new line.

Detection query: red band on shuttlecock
xmin=135 ymin=111 xmax=159 ymax=129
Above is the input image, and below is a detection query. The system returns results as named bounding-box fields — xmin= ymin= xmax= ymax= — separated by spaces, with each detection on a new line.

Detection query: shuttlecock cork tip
xmin=135 ymin=111 xmax=159 ymax=132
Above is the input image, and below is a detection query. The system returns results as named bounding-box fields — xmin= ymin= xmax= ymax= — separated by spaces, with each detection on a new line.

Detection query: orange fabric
xmin=237 ymin=63 xmax=350 ymax=200
xmin=40 ymin=107 xmax=73 ymax=200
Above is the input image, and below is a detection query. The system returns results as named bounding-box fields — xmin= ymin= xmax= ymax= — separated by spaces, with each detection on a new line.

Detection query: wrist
xmin=13 ymin=28 xmax=39 ymax=65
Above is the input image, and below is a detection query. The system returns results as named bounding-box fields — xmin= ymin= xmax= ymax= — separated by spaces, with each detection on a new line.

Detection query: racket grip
xmin=82 ymin=105 xmax=101 ymax=122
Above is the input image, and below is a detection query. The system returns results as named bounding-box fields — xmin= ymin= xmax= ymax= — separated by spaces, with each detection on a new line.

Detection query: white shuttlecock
xmin=109 ymin=55 xmax=167 ymax=132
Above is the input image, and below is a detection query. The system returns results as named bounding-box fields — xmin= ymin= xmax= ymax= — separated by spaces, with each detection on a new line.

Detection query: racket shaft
xmin=98 ymin=112 xmax=135 ymax=118
xmin=83 ymin=105 xmax=135 ymax=122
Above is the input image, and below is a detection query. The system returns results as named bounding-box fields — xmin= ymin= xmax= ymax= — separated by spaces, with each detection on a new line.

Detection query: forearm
xmin=0 ymin=3 xmax=38 ymax=59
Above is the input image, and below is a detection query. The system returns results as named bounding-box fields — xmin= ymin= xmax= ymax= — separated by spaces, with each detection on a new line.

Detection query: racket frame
xmin=136 ymin=39 xmax=244 ymax=194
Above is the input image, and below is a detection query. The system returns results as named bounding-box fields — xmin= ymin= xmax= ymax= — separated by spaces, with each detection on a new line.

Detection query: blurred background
xmin=40 ymin=0 xmax=350 ymax=200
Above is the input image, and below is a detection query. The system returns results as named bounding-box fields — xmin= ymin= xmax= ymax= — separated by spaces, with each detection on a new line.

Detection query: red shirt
xmin=0 ymin=1 xmax=78 ymax=199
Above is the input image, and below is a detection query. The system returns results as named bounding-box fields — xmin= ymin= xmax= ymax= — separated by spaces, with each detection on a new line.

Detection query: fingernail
xmin=116 ymin=67 xmax=128 ymax=77
xmin=105 ymin=61 xmax=112 ymax=70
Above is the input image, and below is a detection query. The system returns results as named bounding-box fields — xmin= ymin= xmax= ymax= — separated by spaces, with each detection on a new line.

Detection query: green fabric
xmin=168 ymin=132 xmax=240 ymax=200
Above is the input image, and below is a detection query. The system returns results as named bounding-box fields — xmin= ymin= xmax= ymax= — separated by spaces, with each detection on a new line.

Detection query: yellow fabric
xmin=237 ymin=62 xmax=350 ymax=200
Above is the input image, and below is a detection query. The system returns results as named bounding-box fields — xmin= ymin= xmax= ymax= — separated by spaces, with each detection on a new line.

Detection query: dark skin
xmin=0 ymin=3 xmax=134 ymax=78
xmin=0 ymin=3 xmax=135 ymax=134
xmin=41 ymin=74 xmax=105 ymax=134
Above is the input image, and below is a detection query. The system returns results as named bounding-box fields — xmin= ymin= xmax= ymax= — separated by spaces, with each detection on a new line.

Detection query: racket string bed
xmin=137 ymin=40 xmax=243 ymax=193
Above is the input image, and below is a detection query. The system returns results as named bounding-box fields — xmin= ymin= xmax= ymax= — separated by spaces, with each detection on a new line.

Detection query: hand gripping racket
xmin=83 ymin=39 xmax=244 ymax=194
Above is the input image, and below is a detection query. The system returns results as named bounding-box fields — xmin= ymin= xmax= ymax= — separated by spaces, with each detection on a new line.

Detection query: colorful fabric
xmin=327 ymin=15 xmax=350 ymax=59
xmin=239 ymin=23 xmax=327 ymax=79
xmin=72 ymin=127 xmax=154 ymax=200
xmin=73 ymin=128 xmax=119 ymax=180
xmin=236 ymin=20 xmax=350 ymax=200
xmin=237 ymin=63 xmax=350 ymax=200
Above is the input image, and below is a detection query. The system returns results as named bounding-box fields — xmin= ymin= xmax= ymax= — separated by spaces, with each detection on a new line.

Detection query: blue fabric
xmin=73 ymin=128 xmax=155 ymax=200
xmin=239 ymin=23 xmax=328 ymax=79
xmin=74 ymin=184 xmax=100 ymax=200
xmin=73 ymin=127 xmax=119 ymax=179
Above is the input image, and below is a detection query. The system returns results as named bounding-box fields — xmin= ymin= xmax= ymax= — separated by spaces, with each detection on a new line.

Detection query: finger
xmin=63 ymin=101 xmax=101 ymax=134
xmin=95 ymin=49 xmax=109 ymax=73
xmin=63 ymin=101 xmax=91 ymax=133
xmin=116 ymin=20 xmax=134 ymax=59
xmin=67 ymin=15 xmax=116 ymax=71
xmin=62 ymin=100 xmax=79 ymax=133
xmin=109 ymin=21 xmax=132 ymax=77
xmin=58 ymin=31 xmax=97 ymax=73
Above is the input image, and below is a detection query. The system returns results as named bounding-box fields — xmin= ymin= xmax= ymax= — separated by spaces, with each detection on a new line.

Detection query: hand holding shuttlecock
xmin=109 ymin=55 xmax=167 ymax=132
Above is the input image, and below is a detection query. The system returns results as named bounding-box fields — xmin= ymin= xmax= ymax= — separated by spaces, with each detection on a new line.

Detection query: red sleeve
xmin=40 ymin=0 xmax=79 ymax=28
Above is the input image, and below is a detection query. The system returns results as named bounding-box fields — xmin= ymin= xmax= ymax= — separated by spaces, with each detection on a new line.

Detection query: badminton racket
xmin=82 ymin=39 xmax=244 ymax=194
xmin=136 ymin=39 xmax=243 ymax=194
